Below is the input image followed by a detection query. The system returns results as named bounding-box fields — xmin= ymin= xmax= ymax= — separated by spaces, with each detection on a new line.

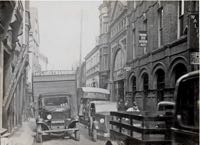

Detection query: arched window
xmin=131 ymin=76 xmax=136 ymax=93
xmin=131 ymin=76 xmax=136 ymax=102
xmin=142 ymin=73 xmax=149 ymax=92
xmin=114 ymin=49 xmax=125 ymax=71
xmin=156 ymin=69 xmax=165 ymax=102
xmin=172 ymin=63 xmax=187 ymax=86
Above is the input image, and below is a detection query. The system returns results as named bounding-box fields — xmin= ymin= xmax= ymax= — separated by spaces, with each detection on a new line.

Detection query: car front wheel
xmin=36 ymin=124 xmax=42 ymax=143
xmin=92 ymin=128 xmax=97 ymax=142
xmin=75 ymin=130 xmax=80 ymax=141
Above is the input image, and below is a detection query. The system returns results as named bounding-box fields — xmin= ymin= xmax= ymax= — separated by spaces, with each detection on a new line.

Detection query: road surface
xmin=32 ymin=124 xmax=107 ymax=145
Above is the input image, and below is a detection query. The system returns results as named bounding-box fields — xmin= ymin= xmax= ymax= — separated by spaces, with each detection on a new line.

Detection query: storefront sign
xmin=139 ymin=31 xmax=147 ymax=47
xmin=190 ymin=52 xmax=199 ymax=65
xmin=190 ymin=14 xmax=199 ymax=35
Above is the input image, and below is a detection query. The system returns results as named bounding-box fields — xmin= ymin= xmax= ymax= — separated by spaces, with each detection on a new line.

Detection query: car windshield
xmin=43 ymin=96 xmax=68 ymax=106
xmin=158 ymin=104 xmax=174 ymax=111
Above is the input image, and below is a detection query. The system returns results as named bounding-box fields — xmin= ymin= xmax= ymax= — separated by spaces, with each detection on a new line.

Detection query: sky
xmin=30 ymin=1 xmax=101 ymax=70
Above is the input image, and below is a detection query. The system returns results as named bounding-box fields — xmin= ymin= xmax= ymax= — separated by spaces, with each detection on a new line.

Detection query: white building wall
xmin=85 ymin=48 xmax=100 ymax=87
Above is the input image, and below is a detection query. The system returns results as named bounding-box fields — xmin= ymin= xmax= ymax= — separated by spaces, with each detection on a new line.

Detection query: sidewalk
xmin=1 ymin=118 xmax=35 ymax=145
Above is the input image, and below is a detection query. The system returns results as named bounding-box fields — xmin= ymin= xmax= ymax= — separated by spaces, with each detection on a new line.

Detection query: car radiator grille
xmin=52 ymin=112 xmax=65 ymax=121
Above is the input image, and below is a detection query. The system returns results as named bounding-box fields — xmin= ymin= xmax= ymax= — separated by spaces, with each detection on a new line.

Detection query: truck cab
xmin=36 ymin=93 xmax=79 ymax=142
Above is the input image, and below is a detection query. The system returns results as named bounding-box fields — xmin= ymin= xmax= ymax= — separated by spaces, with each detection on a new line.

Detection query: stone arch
xmin=152 ymin=62 xmax=166 ymax=89
xmin=169 ymin=56 xmax=188 ymax=74
xmin=112 ymin=46 xmax=126 ymax=73
xmin=138 ymin=68 xmax=149 ymax=91
xmin=127 ymin=71 xmax=137 ymax=91
xmin=169 ymin=57 xmax=188 ymax=87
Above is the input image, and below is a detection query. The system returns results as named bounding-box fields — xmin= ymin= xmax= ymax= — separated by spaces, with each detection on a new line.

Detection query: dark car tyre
xmin=92 ymin=128 xmax=97 ymax=142
xmin=88 ymin=126 xmax=91 ymax=136
xmin=36 ymin=124 xmax=42 ymax=143
xmin=75 ymin=130 xmax=80 ymax=141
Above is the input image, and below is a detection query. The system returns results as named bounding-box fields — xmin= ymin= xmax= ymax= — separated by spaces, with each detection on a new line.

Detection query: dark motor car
xmin=36 ymin=93 xmax=80 ymax=142
xmin=171 ymin=71 xmax=199 ymax=145
xmin=156 ymin=101 xmax=175 ymax=128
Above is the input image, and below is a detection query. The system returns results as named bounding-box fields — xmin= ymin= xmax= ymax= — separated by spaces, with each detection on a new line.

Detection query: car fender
xmin=68 ymin=120 xmax=79 ymax=128
xmin=36 ymin=118 xmax=43 ymax=124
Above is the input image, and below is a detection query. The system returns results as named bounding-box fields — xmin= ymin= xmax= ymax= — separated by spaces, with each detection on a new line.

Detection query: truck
xmin=32 ymin=70 xmax=79 ymax=142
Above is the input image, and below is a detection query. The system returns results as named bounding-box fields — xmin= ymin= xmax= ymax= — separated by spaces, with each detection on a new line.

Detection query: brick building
xmin=105 ymin=0 xmax=199 ymax=111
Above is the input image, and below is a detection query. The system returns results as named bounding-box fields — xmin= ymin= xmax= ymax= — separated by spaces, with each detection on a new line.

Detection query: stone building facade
xmin=85 ymin=46 xmax=100 ymax=87
xmin=124 ymin=0 xmax=199 ymax=112
xmin=100 ymin=0 xmax=199 ymax=111
xmin=79 ymin=0 xmax=199 ymax=112
xmin=0 ymin=1 xmax=31 ymax=132
xmin=108 ymin=1 xmax=128 ymax=102
xmin=98 ymin=1 xmax=110 ymax=89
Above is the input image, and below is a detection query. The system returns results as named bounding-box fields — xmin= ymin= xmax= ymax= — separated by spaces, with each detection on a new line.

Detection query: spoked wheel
xmin=36 ymin=124 xmax=43 ymax=143
xmin=75 ymin=130 xmax=80 ymax=141
xmin=92 ymin=128 xmax=97 ymax=142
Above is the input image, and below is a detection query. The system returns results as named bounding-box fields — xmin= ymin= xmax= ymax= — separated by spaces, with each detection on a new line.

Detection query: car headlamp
xmin=47 ymin=114 xmax=52 ymax=120
xmin=100 ymin=118 xmax=105 ymax=123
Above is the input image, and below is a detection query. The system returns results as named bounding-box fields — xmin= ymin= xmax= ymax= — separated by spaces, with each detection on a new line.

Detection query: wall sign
xmin=139 ymin=31 xmax=147 ymax=47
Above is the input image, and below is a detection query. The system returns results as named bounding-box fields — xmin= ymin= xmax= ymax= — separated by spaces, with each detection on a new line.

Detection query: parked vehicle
xmin=157 ymin=101 xmax=175 ymax=116
xmin=171 ymin=71 xmax=199 ymax=145
xmin=77 ymin=87 xmax=110 ymax=124
xmin=156 ymin=101 xmax=175 ymax=128
xmin=36 ymin=93 xmax=80 ymax=143
xmin=87 ymin=101 xmax=117 ymax=141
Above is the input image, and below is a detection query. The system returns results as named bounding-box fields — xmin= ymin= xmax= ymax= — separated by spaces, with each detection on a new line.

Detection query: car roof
xmin=39 ymin=92 xmax=71 ymax=97
xmin=157 ymin=101 xmax=175 ymax=106
xmin=176 ymin=71 xmax=199 ymax=85
xmin=80 ymin=87 xmax=110 ymax=94
xmin=90 ymin=100 xmax=116 ymax=105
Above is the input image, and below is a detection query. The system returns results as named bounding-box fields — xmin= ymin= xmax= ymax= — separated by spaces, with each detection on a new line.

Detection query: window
xmin=143 ymin=19 xmax=147 ymax=54
xmin=158 ymin=8 xmax=164 ymax=47
xmin=132 ymin=29 xmax=136 ymax=59
xmin=132 ymin=76 xmax=136 ymax=92
xmin=178 ymin=0 xmax=184 ymax=37
xmin=143 ymin=73 xmax=149 ymax=92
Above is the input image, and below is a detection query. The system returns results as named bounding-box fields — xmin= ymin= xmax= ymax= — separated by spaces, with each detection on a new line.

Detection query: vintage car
xmin=87 ymin=101 xmax=117 ymax=141
xmin=171 ymin=71 xmax=199 ymax=145
xmin=36 ymin=93 xmax=80 ymax=142
xmin=156 ymin=101 xmax=175 ymax=128
xmin=157 ymin=101 xmax=175 ymax=116
xmin=77 ymin=87 xmax=110 ymax=125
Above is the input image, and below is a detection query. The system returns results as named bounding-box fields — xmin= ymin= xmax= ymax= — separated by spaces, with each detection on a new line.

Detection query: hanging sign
xmin=139 ymin=31 xmax=147 ymax=47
